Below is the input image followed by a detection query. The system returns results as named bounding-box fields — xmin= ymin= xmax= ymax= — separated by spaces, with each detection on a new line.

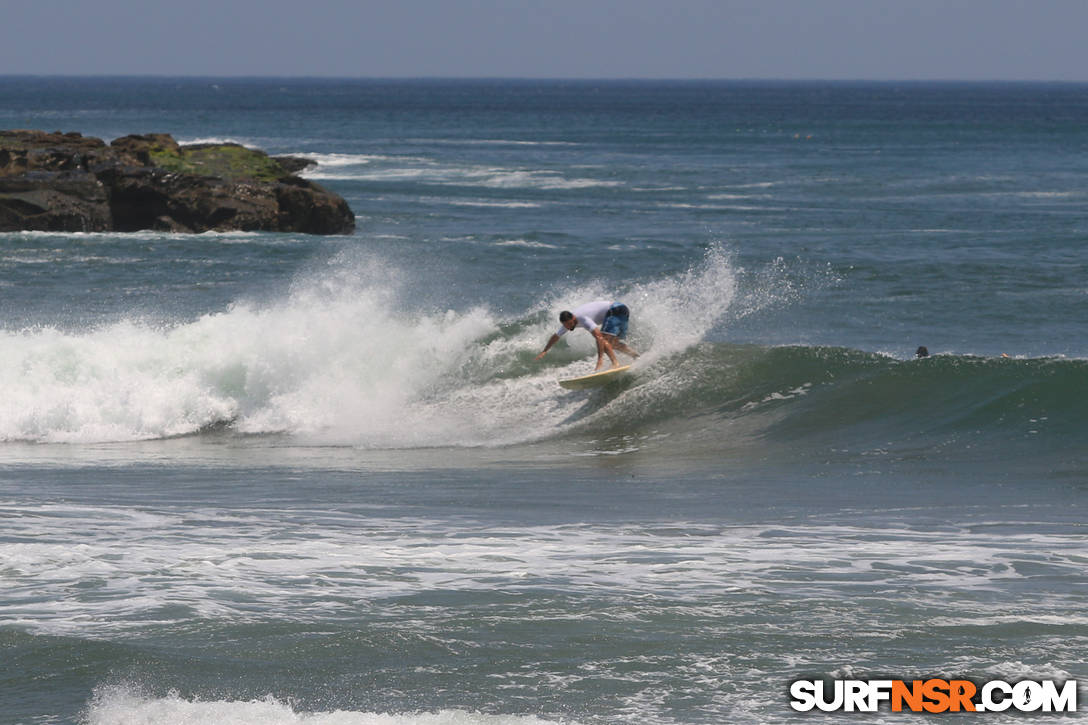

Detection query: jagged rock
xmin=0 ymin=170 xmax=112 ymax=232
xmin=0 ymin=130 xmax=354 ymax=235
xmin=275 ymin=176 xmax=356 ymax=235
xmin=273 ymin=155 xmax=317 ymax=175
xmin=95 ymin=165 xmax=284 ymax=233
xmin=110 ymin=133 xmax=181 ymax=167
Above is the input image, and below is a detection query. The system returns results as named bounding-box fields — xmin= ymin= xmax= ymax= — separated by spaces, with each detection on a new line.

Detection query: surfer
xmin=535 ymin=300 xmax=639 ymax=370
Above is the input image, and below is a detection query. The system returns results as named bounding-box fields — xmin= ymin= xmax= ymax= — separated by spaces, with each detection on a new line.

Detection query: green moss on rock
xmin=149 ymin=143 xmax=287 ymax=182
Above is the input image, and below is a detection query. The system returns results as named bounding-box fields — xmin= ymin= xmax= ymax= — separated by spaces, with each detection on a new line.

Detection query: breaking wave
xmin=1 ymin=242 xmax=1080 ymax=459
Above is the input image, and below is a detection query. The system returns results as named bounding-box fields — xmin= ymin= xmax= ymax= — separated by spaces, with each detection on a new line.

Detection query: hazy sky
xmin=5 ymin=0 xmax=1088 ymax=81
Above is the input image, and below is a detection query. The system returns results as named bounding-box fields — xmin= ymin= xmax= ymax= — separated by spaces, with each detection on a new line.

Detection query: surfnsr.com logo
xmin=789 ymin=678 xmax=1078 ymax=713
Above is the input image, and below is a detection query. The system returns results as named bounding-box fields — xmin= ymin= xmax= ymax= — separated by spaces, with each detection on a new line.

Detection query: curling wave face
xmin=2 ymin=242 xmax=1080 ymax=458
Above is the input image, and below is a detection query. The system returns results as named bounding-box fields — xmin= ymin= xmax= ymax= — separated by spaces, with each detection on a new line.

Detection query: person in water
xmin=535 ymin=300 xmax=640 ymax=371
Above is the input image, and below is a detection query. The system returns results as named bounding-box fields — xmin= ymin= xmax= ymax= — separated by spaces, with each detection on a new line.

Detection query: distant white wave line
xmin=405 ymin=137 xmax=580 ymax=147
xmin=1 ymin=253 xmax=143 ymax=266
xmin=296 ymin=152 xmax=427 ymax=168
xmin=1021 ymin=190 xmax=1083 ymax=198
xmin=0 ymin=229 xmax=267 ymax=242
xmin=177 ymin=136 xmax=259 ymax=148
xmin=980 ymin=190 xmax=1083 ymax=199
xmin=397 ymin=196 xmax=543 ymax=210
xmin=446 ymin=200 xmax=542 ymax=209
xmin=298 ymin=172 xmax=371 ymax=181
xmin=301 ymin=157 xmax=623 ymax=189
xmin=493 ymin=239 xmax=558 ymax=249
xmin=657 ymin=202 xmax=768 ymax=211
xmin=728 ymin=181 xmax=779 ymax=189
xmin=706 ymin=193 xmax=772 ymax=200
xmin=85 ymin=686 xmax=567 ymax=725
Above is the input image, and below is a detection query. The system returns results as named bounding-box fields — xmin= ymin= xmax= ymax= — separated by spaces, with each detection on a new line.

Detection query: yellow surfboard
xmin=558 ymin=365 xmax=631 ymax=390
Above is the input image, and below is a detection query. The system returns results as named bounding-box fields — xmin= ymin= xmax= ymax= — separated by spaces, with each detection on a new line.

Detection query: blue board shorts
xmin=601 ymin=303 xmax=630 ymax=338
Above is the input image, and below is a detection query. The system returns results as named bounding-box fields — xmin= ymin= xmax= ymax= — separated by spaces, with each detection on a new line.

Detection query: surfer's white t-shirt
xmin=556 ymin=300 xmax=612 ymax=336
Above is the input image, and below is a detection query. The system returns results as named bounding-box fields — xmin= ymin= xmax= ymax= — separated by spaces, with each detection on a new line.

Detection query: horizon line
xmin=4 ymin=74 xmax=1088 ymax=85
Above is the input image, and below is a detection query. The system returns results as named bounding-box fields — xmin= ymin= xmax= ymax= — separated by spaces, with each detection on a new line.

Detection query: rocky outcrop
xmin=0 ymin=130 xmax=354 ymax=234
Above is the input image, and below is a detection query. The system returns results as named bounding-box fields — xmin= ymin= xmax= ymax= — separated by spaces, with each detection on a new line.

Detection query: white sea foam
xmin=0 ymin=245 xmax=738 ymax=447
xmin=301 ymin=155 xmax=621 ymax=190
xmin=446 ymin=200 xmax=542 ymax=209
xmin=403 ymin=138 xmax=580 ymax=148
xmin=455 ymin=138 xmax=579 ymax=147
xmin=178 ymin=136 xmax=260 ymax=148
xmin=0 ymin=248 xmax=512 ymax=445
xmin=0 ymin=228 xmax=267 ymax=243
xmin=492 ymin=239 xmax=559 ymax=249
xmin=984 ymin=661 xmax=1076 ymax=682
xmin=727 ymin=181 xmax=778 ymax=189
xmin=6 ymin=491 xmax=1083 ymax=640
xmin=297 ymin=152 xmax=414 ymax=168
xmin=85 ymin=686 xmax=569 ymax=725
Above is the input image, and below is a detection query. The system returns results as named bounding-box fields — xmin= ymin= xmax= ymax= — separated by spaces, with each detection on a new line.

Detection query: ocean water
xmin=1 ymin=78 xmax=1086 ymax=724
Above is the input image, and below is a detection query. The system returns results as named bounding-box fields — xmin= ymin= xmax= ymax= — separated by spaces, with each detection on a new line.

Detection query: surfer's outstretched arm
xmin=535 ymin=333 xmax=561 ymax=360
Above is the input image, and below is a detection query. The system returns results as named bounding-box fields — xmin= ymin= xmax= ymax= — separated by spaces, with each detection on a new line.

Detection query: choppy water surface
xmin=1 ymin=78 xmax=1085 ymax=724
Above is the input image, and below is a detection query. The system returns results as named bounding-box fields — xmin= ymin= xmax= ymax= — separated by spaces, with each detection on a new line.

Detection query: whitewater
xmin=0 ymin=243 xmax=748 ymax=447
xmin=1 ymin=78 xmax=1086 ymax=725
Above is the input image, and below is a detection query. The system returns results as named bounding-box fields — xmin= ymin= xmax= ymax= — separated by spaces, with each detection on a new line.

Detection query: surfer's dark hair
xmin=559 ymin=311 xmax=573 ymax=323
